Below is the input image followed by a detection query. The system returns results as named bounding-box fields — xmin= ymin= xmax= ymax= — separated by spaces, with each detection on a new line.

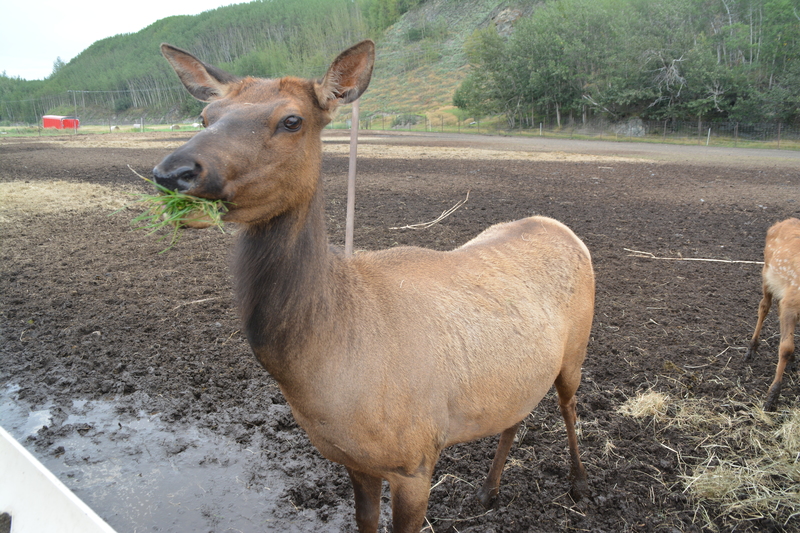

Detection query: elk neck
xmin=232 ymin=180 xmax=347 ymax=382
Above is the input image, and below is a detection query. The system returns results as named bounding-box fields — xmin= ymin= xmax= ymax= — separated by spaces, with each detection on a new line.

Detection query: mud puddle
xmin=0 ymin=384 xmax=347 ymax=532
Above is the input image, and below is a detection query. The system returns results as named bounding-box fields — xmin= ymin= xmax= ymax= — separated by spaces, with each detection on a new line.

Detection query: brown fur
xmin=153 ymin=40 xmax=595 ymax=533
xmin=745 ymin=217 xmax=800 ymax=411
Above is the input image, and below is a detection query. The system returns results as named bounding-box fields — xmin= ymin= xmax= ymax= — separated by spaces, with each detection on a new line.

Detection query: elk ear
xmin=315 ymin=40 xmax=375 ymax=111
xmin=160 ymin=43 xmax=239 ymax=102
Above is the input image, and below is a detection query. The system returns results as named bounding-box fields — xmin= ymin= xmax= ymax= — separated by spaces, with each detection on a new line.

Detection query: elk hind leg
xmin=764 ymin=301 xmax=797 ymax=412
xmin=387 ymin=464 xmax=436 ymax=533
xmin=555 ymin=367 xmax=588 ymax=500
xmin=746 ymin=288 xmax=773 ymax=362
xmin=347 ymin=468 xmax=383 ymax=533
xmin=476 ymin=422 xmax=521 ymax=508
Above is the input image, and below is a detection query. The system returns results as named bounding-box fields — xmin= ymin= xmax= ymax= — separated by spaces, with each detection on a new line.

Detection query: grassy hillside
xmin=1 ymin=0 xmax=520 ymax=125
xmin=361 ymin=0 xmax=514 ymax=114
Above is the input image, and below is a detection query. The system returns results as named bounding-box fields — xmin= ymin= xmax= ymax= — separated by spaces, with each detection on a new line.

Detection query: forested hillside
xmin=1 ymin=0 xmax=798 ymax=127
xmin=455 ymin=0 xmax=800 ymax=127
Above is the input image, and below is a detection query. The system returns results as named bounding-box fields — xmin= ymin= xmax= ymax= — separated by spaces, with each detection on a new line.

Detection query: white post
xmin=706 ymin=127 xmax=711 ymax=146
xmin=71 ymin=90 xmax=78 ymax=134
xmin=345 ymin=98 xmax=360 ymax=257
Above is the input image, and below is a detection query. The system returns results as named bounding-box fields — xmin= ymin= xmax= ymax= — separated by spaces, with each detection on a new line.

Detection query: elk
xmin=153 ymin=40 xmax=594 ymax=533
xmin=745 ymin=217 xmax=800 ymax=411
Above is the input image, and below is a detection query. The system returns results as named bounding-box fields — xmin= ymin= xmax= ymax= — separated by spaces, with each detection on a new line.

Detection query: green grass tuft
xmin=125 ymin=167 xmax=229 ymax=252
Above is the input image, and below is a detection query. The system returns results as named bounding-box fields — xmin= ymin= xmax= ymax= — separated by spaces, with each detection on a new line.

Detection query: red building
xmin=42 ymin=115 xmax=80 ymax=129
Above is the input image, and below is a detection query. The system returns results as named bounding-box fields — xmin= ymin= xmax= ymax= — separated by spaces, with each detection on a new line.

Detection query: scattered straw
xmin=620 ymin=391 xmax=800 ymax=529
xmin=618 ymin=391 xmax=671 ymax=421
xmin=776 ymin=409 xmax=800 ymax=452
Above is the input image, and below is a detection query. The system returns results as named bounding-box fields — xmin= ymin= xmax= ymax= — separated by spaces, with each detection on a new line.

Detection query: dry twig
xmin=390 ymin=191 xmax=470 ymax=230
xmin=624 ymin=248 xmax=764 ymax=265
xmin=172 ymin=297 xmax=221 ymax=310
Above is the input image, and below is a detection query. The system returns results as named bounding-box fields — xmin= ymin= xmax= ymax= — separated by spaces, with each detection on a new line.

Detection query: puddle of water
xmin=0 ymin=384 xmax=348 ymax=532
xmin=0 ymin=384 xmax=53 ymax=437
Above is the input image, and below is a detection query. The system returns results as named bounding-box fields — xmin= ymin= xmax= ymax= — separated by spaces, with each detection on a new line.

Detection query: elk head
xmin=153 ymin=41 xmax=375 ymax=226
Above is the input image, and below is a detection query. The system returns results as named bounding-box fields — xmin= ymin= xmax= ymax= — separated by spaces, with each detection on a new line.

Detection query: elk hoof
xmin=570 ymin=478 xmax=590 ymax=501
xmin=743 ymin=347 xmax=756 ymax=362
xmin=476 ymin=486 xmax=498 ymax=509
xmin=764 ymin=393 xmax=779 ymax=412
xmin=764 ymin=380 xmax=784 ymax=412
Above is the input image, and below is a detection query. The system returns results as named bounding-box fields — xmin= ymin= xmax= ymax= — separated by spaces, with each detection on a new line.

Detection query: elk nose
xmin=152 ymin=163 xmax=200 ymax=192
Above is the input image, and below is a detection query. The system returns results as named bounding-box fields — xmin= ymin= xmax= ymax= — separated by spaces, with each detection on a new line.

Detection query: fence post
xmin=344 ymin=97 xmax=359 ymax=257
xmin=706 ymin=127 xmax=711 ymax=146
xmin=697 ymin=115 xmax=702 ymax=145
xmin=71 ymin=90 xmax=78 ymax=135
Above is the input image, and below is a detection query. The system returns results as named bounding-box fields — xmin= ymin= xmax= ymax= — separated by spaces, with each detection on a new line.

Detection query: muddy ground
xmin=1 ymin=131 xmax=799 ymax=533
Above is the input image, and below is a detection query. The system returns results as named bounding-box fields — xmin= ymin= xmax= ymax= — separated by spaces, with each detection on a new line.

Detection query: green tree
xmin=455 ymin=0 xmax=800 ymax=126
xmin=360 ymin=0 xmax=428 ymax=34
xmin=51 ymin=57 xmax=66 ymax=78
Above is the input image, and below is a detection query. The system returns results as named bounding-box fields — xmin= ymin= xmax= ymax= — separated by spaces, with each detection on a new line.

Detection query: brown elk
xmin=746 ymin=217 xmax=800 ymax=411
xmin=153 ymin=40 xmax=594 ymax=532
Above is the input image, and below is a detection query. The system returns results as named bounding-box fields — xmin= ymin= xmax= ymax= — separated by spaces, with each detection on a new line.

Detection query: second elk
xmin=746 ymin=217 xmax=800 ymax=411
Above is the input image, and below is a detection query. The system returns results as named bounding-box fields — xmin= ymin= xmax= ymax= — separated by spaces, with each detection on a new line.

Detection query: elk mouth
xmin=140 ymin=168 xmax=231 ymax=231
xmin=178 ymin=202 xmax=230 ymax=229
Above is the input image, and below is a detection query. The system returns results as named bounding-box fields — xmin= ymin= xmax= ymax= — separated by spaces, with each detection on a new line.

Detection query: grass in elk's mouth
xmin=125 ymin=166 xmax=229 ymax=251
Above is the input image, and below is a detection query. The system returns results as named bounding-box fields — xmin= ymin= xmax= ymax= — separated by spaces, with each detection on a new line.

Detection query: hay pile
xmin=620 ymin=391 xmax=800 ymax=529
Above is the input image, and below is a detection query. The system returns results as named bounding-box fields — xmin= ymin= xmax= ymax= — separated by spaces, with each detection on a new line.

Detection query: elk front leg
xmin=477 ymin=422 xmax=521 ymax=508
xmin=764 ymin=302 xmax=797 ymax=411
xmin=347 ymin=467 xmax=383 ymax=533
xmin=746 ymin=290 xmax=772 ymax=362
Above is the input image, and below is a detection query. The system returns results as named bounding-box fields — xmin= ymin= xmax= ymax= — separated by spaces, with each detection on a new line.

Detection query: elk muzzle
xmin=152 ymin=162 xmax=202 ymax=193
xmin=151 ymin=151 xmax=225 ymax=229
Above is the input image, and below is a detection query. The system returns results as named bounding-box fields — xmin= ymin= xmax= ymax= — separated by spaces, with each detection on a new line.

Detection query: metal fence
xmin=3 ymin=97 xmax=798 ymax=149
xmin=328 ymin=112 xmax=800 ymax=149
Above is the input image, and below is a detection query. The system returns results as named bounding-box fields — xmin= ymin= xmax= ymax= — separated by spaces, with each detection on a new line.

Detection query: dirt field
xmin=1 ymin=131 xmax=799 ymax=533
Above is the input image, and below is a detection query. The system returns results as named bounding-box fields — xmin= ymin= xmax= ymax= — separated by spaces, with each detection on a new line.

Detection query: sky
xmin=1 ymin=0 xmax=247 ymax=80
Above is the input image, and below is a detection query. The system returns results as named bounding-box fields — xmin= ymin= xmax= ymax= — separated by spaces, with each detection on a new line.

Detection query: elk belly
xmin=764 ymin=264 xmax=790 ymax=300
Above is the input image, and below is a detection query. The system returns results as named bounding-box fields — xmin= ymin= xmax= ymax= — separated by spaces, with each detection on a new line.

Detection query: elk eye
xmin=283 ymin=115 xmax=302 ymax=131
